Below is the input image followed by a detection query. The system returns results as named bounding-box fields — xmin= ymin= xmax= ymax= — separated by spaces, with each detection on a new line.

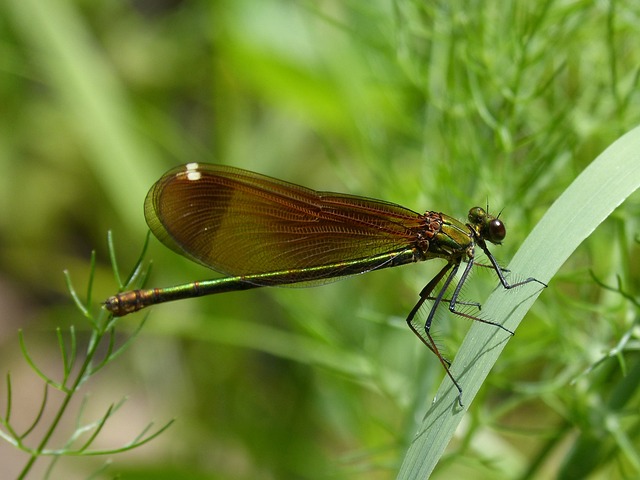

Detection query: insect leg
xmin=406 ymin=260 xmax=466 ymax=407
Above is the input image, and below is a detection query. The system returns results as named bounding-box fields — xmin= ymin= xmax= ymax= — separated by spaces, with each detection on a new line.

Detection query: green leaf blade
xmin=398 ymin=125 xmax=640 ymax=479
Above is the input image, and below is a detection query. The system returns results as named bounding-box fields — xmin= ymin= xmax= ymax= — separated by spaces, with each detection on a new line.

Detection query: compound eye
xmin=487 ymin=218 xmax=506 ymax=244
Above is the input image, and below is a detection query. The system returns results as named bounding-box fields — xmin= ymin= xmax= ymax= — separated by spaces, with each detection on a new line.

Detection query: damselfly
xmin=105 ymin=163 xmax=546 ymax=405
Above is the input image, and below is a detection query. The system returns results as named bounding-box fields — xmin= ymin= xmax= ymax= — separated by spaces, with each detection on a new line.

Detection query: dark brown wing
xmin=145 ymin=163 xmax=426 ymax=277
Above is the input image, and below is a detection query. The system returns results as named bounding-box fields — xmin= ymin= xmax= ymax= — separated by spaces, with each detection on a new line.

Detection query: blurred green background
xmin=1 ymin=0 xmax=639 ymax=479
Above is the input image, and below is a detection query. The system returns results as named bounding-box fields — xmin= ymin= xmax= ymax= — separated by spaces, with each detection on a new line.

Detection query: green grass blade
xmin=398 ymin=125 xmax=640 ymax=479
xmin=6 ymin=0 xmax=156 ymax=233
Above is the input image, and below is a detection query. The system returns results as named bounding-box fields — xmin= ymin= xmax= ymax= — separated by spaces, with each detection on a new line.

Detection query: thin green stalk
xmin=18 ymin=317 xmax=108 ymax=479
xmin=10 ymin=233 xmax=160 ymax=478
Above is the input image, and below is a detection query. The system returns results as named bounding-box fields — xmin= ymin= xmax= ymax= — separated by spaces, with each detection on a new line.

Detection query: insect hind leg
xmin=406 ymin=261 xmax=466 ymax=407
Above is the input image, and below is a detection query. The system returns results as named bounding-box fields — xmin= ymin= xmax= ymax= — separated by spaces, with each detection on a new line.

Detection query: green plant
xmin=398 ymin=125 xmax=640 ymax=479
xmin=0 ymin=233 xmax=172 ymax=479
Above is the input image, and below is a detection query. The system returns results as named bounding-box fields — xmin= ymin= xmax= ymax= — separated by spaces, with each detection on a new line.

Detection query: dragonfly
xmin=105 ymin=163 xmax=546 ymax=405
